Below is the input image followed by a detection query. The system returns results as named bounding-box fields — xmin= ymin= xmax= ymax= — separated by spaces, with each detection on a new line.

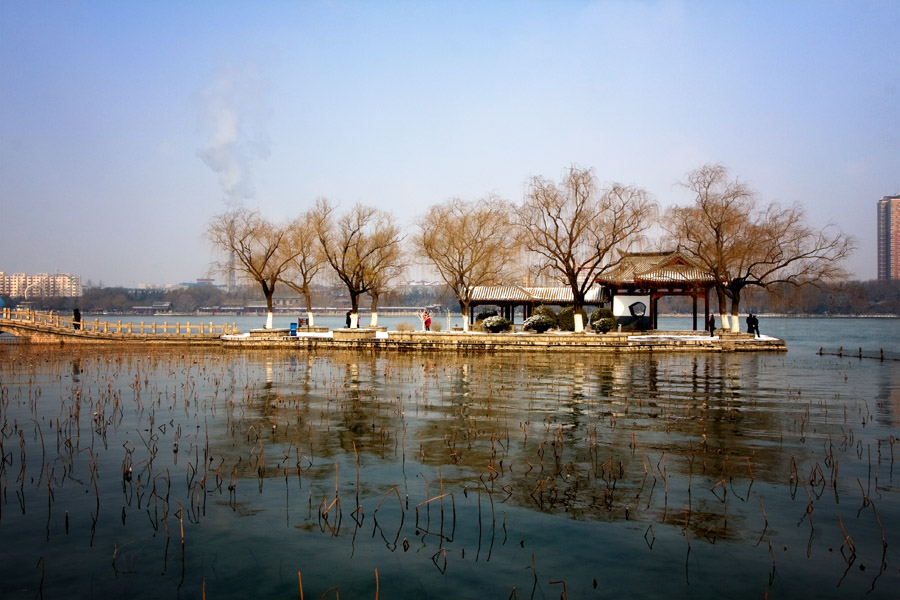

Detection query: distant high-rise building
xmin=0 ymin=272 xmax=83 ymax=298
xmin=877 ymin=195 xmax=900 ymax=280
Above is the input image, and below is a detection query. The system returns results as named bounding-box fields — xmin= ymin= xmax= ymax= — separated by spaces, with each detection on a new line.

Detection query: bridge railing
xmin=1 ymin=308 xmax=239 ymax=336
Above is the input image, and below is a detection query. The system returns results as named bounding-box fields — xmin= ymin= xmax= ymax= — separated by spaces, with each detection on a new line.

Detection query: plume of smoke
xmin=198 ymin=63 xmax=271 ymax=209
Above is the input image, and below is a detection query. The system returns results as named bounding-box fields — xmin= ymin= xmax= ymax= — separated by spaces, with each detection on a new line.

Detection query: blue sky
xmin=1 ymin=0 xmax=897 ymax=286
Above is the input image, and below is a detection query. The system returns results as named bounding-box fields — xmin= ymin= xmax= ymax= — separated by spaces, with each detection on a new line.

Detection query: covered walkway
xmin=467 ymin=285 xmax=606 ymax=325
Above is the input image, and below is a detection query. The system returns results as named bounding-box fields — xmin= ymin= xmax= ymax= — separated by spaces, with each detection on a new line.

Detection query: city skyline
xmin=2 ymin=1 xmax=898 ymax=286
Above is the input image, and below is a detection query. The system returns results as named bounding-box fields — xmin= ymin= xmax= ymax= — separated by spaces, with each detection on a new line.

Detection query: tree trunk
xmin=263 ymin=286 xmax=275 ymax=330
xmin=730 ymin=293 xmax=742 ymax=333
xmin=573 ymin=302 xmax=584 ymax=333
xmin=303 ymin=285 xmax=315 ymax=326
xmin=349 ymin=291 xmax=361 ymax=328
xmin=369 ymin=293 xmax=379 ymax=327
xmin=459 ymin=299 xmax=470 ymax=332
xmin=717 ymin=288 xmax=729 ymax=330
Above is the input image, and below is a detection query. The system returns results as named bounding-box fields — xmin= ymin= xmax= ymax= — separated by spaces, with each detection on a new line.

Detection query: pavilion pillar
xmin=692 ymin=293 xmax=698 ymax=331
xmin=704 ymin=288 xmax=710 ymax=328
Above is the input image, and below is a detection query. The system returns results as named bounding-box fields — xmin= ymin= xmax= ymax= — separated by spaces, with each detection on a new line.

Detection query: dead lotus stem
xmin=837 ymin=515 xmax=856 ymax=563
xmin=298 ymin=571 xmax=304 ymax=600
xmin=176 ymin=500 xmax=185 ymax=547
xmin=768 ymin=540 xmax=777 ymax=585
xmin=855 ymin=477 xmax=870 ymax=508
xmin=868 ymin=500 xmax=888 ymax=548
xmin=353 ymin=442 xmax=360 ymax=507
xmin=549 ymin=580 xmax=569 ymax=600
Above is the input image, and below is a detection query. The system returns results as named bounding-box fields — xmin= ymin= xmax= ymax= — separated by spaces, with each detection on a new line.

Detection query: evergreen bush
xmin=532 ymin=305 xmax=558 ymax=327
xmin=557 ymin=306 xmax=588 ymax=331
xmin=589 ymin=307 xmax=617 ymax=332
xmin=482 ymin=315 xmax=513 ymax=333
xmin=475 ymin=308 xmax=498 ymax=321
xmin=523 ymin=313 xmax=555 ymax=333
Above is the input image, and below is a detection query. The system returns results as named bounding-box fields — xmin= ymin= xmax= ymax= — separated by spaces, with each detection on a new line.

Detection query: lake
xmin=0 ymin=317 xmax=897 ymax=598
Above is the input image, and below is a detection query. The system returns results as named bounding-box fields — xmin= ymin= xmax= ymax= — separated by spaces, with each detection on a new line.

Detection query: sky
xmin=1 ymin=0 xmax=897 ymax=287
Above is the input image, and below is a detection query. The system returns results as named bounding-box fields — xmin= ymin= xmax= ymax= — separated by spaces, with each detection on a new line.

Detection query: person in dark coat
xmin=73 ymin=308 xmax=81 ymax=330
xmin=345 ymin=311 xmax=352 ymax=328
xmin=749 ymin=314 xmax=760 ymax=338
xmin=707 ymin=314 xmax=715 ymax=337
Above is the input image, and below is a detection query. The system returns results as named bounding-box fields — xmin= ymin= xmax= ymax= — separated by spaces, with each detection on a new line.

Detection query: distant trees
xmin=519 ymin=166 xmax=656 ymax=331
xmin=207 ymin=208 xmax=298 ymax=329
xmin=312 ymin=199 xmax=404 ymax=328
xmin=414 ymin=196 xmax=518 ymax=331
xmin=664 ymin=164 xmax=854 ymax=331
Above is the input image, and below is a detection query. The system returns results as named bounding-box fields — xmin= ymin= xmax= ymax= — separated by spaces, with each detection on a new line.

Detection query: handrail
xmin=0 ymin=308 xmax=238 ymax=336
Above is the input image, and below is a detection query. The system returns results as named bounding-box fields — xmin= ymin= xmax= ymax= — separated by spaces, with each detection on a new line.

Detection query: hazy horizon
xmin=2 ymin=1 xmax=897 ymax=287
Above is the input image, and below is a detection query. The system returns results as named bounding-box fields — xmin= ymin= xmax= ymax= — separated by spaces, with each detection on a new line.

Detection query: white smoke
xmin=198 ymin=63 xmax=271 ymax=209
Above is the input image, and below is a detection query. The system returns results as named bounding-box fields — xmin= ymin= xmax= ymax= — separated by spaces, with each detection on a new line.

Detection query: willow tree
xmin=665 ymin=164 xmax=855 ymax=331
xmin=414 ymin=196 xmax=517 ymax=331
xmin=312 ymin=198 xmax=403 ymax=328
xmin=519 ymin=166 xmax=657 ymax=332
xmin=207 ymin=208 xmax=297 ymax=329
xmin=278 ymin=210 xmax=326 ymax=326
xmin=363 ymin=239 xmax=404 ymax=327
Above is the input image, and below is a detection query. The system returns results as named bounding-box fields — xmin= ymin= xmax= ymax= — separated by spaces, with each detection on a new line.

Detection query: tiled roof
xmin=469 ymin=285 xmax=606 ymax=303
xmin=469 ymin=286 xmax=534 ymax=302
xmin=597 ymin=251 xmax=716 ymax=284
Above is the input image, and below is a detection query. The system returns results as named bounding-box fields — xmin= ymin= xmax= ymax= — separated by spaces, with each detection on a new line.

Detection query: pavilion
xmin=595 ymin=250 xmax=718 ymax=331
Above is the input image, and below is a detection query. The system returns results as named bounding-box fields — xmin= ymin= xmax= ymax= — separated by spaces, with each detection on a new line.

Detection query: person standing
xmin=423 ymin=310 xmax=431 ymax=332
xmin=707 ymin=314 xmax=715 ymax=337
xmin=345 ymin=311 xmax=352 ymax=328
xmin=73 ymin=308 xmax=81 ymax=330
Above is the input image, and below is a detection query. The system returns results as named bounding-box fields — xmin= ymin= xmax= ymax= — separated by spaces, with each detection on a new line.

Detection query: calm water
xmin=0 ymin=318 xmax=897 ymax=598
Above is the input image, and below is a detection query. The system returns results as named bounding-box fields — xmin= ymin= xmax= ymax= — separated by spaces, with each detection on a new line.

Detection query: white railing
xmin=0 ymin=308 xmax=238 ymax=336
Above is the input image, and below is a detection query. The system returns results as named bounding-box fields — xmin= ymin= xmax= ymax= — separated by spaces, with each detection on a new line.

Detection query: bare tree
xmin=414 ymin=196 xmax=518 ymax=331
xmin=207 ymin=209 xmax=298 ymax=329
xmin=278 ymin=210 xmax=326 ymax=326
xmin=665 ymin=164 xmax=855 ymax=331
xmin=312 ymin=198 xmax=404 ymax=328
xmin=519 ymin=165 xmax=657 ymax=331
xmin=363 ymin=234 xmax=404 ymax=327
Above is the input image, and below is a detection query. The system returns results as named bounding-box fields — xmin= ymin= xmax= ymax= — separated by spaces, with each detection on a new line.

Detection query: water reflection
xmin=0 ymin=346 xmax=896 ymax=599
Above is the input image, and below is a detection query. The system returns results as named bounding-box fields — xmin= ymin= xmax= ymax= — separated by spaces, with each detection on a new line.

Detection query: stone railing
xmin=0 ymin=308 xmax=238 ymax=336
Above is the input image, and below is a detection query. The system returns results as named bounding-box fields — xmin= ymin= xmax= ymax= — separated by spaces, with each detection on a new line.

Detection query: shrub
xmin=395 ymin=322 xmax=414 ymax=332
xmin=557 ymin=305 xmax=588 ymax=331
xmin=595 ymin=317 xmax=617 ymax=333
xmin=482 ymin=315 xmax=512 ymax=333
xmin=430 ymin=321 xmax=442 ymax=332
xmin=532 ymin=305 xmax=558 ymax=328
xmin=523 ymin=313 xmax=555 ymax=333
xmin=475 ymin=308 xmax=498 ymax=321
xmin=589 ymin=307 xmax=617 ymax=332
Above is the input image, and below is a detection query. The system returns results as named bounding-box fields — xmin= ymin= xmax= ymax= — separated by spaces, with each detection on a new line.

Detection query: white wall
xmin=612 ymin=295 xmax=650 ymax=317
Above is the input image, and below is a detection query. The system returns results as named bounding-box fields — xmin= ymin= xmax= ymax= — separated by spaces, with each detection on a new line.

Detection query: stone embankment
xmin=221 ymin=328 xmax=786 ymax=353
xmin=1 ymin=310 xmax=786 ymax=352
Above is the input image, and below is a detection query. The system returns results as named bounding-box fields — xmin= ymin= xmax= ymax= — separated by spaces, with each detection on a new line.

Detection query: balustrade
xmin=0 ymin=309 xmax=237 ymax=336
